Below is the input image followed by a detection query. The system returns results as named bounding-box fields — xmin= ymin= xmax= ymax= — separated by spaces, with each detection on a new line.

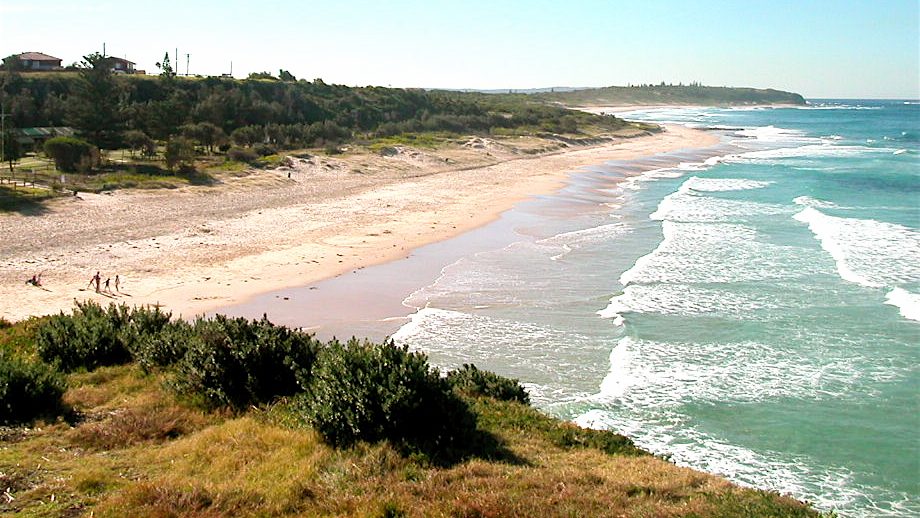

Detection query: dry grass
xmin=0 ymin=365 xmax=821 ymax=518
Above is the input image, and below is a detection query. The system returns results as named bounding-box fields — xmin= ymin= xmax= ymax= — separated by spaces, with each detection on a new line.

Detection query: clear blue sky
xmin=1 ymin=0 xmax=917 ymax=98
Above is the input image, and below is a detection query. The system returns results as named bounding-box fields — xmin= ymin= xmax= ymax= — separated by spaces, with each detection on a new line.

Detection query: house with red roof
xmin=15 ymin=52 xmax=63 ymax=71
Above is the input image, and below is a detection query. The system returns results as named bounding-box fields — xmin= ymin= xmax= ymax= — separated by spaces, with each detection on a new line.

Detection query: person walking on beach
xmin=88 ymin=271 xmax=101 ymax=292
xmin=114 ymin=275 xmax=121 ymax=293
xmin=103 ymin=277 xmax=111 ymax=293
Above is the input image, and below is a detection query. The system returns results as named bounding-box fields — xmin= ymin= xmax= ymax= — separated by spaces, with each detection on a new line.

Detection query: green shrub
xmin=227 ymin=146 xmax=258 ymax=163
xmin=164 ymin=136 xmax=197 ymax=171
xmin=171 ymin=315 xmax=319 ymax=410
xmin=253 ymin=143 xmax=277 ymax=157
xmin=36 ymin=301 xmax=133 ymax=372
xmin=302 ymin=339 xmax=477 ymax=460
xmin=43 ymin=136 xmax=98 ymax=172
xmin=36 ymin=302 xmax=173 ymax=373
xmin=446 ymin=364 xmax=530 ymax=404
xmin=132 ymin=319 xmax=194 ymax=373
xmin=0 ymin=350 xmax=66 ymax=423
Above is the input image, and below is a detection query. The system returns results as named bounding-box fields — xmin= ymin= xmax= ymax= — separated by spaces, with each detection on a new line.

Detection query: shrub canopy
xmin=302 ymin=339 xmax=477 ymax=461
xmin=43 ymin=136 xmax=98 ymax=172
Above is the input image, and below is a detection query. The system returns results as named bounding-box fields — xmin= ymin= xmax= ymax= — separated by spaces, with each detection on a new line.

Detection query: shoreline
xmin=0 ymin=124 xmax=717 ymax=323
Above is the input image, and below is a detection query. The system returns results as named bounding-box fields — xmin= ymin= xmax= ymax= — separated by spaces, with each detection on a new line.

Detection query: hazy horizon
xmin=2 ymin=0 xmax=917 ymax=99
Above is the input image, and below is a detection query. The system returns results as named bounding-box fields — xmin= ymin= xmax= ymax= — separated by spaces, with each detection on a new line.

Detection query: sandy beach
xmin=0 ymin=124 xmax=717 ymax=322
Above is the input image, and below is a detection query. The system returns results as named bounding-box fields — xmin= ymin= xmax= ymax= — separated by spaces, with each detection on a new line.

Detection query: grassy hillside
xmin=537 ymin=85 xmax=807 ymax=107
xmin=0 ymin=307 xmax=824 ymax=517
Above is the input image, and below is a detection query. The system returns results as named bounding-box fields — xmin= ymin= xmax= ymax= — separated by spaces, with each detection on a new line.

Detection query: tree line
xmin=1 ymin=53 xmax=629 ymax=169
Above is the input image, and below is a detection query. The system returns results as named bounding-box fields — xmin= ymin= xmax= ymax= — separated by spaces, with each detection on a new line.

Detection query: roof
xmin=109 ymin=57 xmax=135 ymax=65
xmin=13 ymin=127 xmax=76 ymax=138
xmin=17 ymin=52 xmax=61 ymax=62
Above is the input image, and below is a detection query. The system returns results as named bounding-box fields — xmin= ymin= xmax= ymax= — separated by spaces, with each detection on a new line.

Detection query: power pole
xmin=186 ymin=54 xmax=190 ymax=76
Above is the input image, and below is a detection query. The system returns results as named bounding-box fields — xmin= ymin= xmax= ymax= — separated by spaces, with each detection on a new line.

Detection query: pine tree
xmin=67 ymin=53 xmax=124 ymax=150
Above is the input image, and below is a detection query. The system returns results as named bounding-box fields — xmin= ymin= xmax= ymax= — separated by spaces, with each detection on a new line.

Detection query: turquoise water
xmin=393 ymin=101 xmax=919 ymax=516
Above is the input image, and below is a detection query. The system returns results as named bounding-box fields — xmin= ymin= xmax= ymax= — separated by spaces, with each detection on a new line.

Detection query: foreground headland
xmin=0 ymin=125 xmax=716 ymax=322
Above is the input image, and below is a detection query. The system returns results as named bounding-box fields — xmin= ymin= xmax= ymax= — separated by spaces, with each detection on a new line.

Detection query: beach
xmin=0 ymin=125 xmax=717 ymax=322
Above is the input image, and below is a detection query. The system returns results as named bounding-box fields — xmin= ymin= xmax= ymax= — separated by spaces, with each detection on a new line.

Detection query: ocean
xmin=391 ymin=101 xmax=919 ymax=517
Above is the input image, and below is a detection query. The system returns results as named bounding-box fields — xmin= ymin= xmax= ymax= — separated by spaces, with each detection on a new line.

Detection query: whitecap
xmin=793 ymin=196 xmax=840 ymax=209
xmin=793 ymin=207 xmax=920 ymax=289
xmin=619 ymin=221 xmax=824 ymax=286
xmin=884 ymin=288 xmax=920 ymax=322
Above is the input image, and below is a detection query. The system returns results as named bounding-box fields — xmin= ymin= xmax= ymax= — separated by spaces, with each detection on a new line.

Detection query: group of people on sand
xmin=88 ymin=271 xmax=122 ymax=295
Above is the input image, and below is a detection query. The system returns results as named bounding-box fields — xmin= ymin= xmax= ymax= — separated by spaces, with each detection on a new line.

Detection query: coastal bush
xmin=227 ymin=146 xmax=258 ymax=163
xmin=0 ymin=349 xmax=66 ymax=423
xmin=132 ymin=319 xmax=194 ymax=373
xmin=171 ymin=315 xmax=319 ymax=410
xmin=446 ymin=364 xmax=530 ymax=404
xmin=253 ymin=143 xmax=276 ymax=157
xmin=302 ymin=339 xmax=477 ymax=461
xmin=164 ymin=136 xmax=197 ymax=171
xmin=43 ymin=136 xmax=98 ymax=173
xmin=36 ymin=302 xmax=174 ymax=372
xmin=36 ymin=301 xmax=133 ymax=372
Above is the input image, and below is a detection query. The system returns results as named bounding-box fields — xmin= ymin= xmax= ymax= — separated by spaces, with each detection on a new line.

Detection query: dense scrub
xmin=447 ymin=363 xmax=530 ymax=404
xmin=0 ymin=349 xmax=65 ymax=423
xmin=10 ymin=302 xmax=520 ymax=465
xmin=170 ymin=315 xmax=320 ymax=410
xmin=302 ymin=339 xmax=477 ymax=460
xmin=1 ymin=71 xmax=631 ymax=152
xmin=36 ymin=301 xmax=171 ymax=372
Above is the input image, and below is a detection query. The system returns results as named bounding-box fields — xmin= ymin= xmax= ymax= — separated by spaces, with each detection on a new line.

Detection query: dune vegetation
xmin=0 ymin=304 xmax=823 ymax=517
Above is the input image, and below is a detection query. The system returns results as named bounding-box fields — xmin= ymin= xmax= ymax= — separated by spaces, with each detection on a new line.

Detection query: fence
xmin=0 ymin=163 xmax=74 ymax=197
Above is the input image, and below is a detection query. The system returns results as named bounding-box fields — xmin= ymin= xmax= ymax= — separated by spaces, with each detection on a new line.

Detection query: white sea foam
xmin=734 ymin=125 xmax=809 ymax=142
xmin=619 ymin=221 xmax=825 ymax=286
xmin=793 ymin=207 xmax=920 ymax=289
xmin=573 ymin=404 xmax=911 ymax=517
xmin=884 ymin=288 xmax=920 ymax=322
xmin=731 ymin=143 xmax=893 ymax=162
xmin=392 ymin=307 xmax=608 ymax=403
xmin=581 ymin=331 xmax=918 ymax=516
xmin=680 ymin=176 xmax=774 ymax=192
xmin=537 ymin=222 xmax=629 ymax=261
xmin=649 ymin=177 xmax=786 ymax=222
xmin=793 ymin=196 xmax=840 ymax=209
xmin=598 ymin=284 xmax=785 ymax=321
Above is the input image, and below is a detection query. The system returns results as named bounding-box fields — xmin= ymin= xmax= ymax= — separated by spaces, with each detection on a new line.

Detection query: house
xmin=109 ymin=57 xmax=136 ymax=74
xmin=15 ymin=52 xmax=62 ymax=71
xmin=12 ymin=127 xmax=76 ymax=151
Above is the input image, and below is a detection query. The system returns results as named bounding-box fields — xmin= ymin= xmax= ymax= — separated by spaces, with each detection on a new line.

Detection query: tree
xmin=1 ymin=54 xmax=23 ymax=74
xmin=123 ymin=129 xmax=154 ymax=157
xmin=155 ymin=52 xmax=174 ymax=77
xmin=278 ymin=69 xmax=296 ymax=82
xmin=44 ymin=137 xmax=98 ymax=173
xmin=230 ymin=125 xmax=263 ymax=147
xmin=164 ymin=136 xmax=196 ymax=171
xmin=1 ymin=131 xmax=22 ymax=172
xmin=180 ymin=122 xmax=226 ymax=154
xmin=68 ymin=53 xmax=124 ymax=149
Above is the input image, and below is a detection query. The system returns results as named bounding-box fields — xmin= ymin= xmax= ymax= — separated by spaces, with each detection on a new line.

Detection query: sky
xmin=1 ymin=0 xmax=918 ymax=99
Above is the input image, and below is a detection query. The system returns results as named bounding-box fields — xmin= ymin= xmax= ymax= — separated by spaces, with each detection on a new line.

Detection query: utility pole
xmin=186 ymin=53 xmax=190 ymax=76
